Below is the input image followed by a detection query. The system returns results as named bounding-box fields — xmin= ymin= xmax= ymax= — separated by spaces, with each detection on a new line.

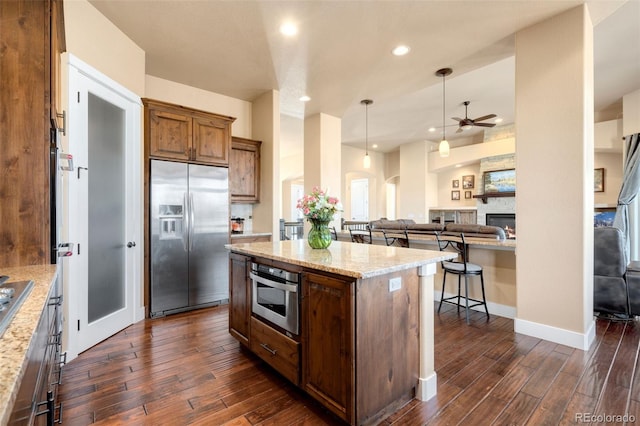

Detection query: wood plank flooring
xmin=58 ymin=305 xmax=640 ymax=425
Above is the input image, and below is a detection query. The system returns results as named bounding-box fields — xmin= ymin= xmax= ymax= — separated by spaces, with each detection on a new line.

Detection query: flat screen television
xmin=483 ymin=169 xmax=516 ymax=194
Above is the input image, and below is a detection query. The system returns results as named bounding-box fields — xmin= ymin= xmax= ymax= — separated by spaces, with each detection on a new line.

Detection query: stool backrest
xmin=435 ymin=232 xmax=469 ymax=270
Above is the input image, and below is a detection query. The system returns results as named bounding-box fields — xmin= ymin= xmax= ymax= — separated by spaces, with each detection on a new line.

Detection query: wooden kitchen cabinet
xmin=0 ymin=0 xmax=65 ymax=267
xmin=143 ymin=99 xmax=235 ymax=166
xmin=230 ymin=136 xmax=261 ymax=203
xmin=250 ymin=317 xmax=300 ymax=385
xmin=302 ymin=272 xmax=354 ymax=424
xmin=228 ymin=253 xmax=251 ymax=346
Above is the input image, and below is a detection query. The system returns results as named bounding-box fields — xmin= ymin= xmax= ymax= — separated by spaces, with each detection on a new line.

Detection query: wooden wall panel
xmin=0 ymin=0 xmax=51 ymax=267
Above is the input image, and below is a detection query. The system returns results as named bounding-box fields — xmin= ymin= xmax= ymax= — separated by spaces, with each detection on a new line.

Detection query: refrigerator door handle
xmin=189 ymin=192 xmax=195 ymax=252
xmin=182 ymin=192 xmax=189 ymax=252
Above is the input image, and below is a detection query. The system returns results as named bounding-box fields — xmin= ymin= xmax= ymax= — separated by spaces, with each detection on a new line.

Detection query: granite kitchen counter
xmin=227 ymin=239 xmax=455 ymax=279
xmin=0 ymin=264 xmax=58 ymax=425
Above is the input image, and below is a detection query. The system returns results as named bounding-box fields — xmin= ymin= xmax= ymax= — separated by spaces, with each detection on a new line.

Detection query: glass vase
xmin=307 ymin=219 xmax=332 ymax=249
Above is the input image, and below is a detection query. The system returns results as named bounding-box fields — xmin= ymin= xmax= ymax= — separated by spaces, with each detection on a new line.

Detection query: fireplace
xmin=486 ymin=213 xmax=516 ymax=239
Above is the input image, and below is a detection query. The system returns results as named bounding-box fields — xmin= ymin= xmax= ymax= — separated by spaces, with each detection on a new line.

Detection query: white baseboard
xmin=135 ymin=306 xmax=146 ymax=322
xmin=514 ymin=317 xmax=596 ymax=350
xmin=434 ymin=290 xmax=517 ymax=319
xmin=416 ymin=372 xmax=438 ymax=401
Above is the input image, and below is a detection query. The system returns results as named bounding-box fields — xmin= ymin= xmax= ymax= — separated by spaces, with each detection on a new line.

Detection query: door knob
xmin=127 ymin=242 xmax=136 ymax=248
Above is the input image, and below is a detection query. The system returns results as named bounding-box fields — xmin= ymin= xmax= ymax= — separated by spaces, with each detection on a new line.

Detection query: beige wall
xmin=436 ymin=165 xmax=481 ymax=208
xmin=515 ymin=5 xmax=593 ymax=342
xmin=623 ymin=89 xmax=640 ymax=136
xmin=341 ymin=145 xmax=386 ymax=221
xmin=64 ymin=0 xmax=145 ymax=97
xmin=251 ymin=91 xmax=280 ymax=236
xmin=399 ymin=141 xmax=437 ymax=223
xmin=594 ymin=152 xmax=623 ymax=206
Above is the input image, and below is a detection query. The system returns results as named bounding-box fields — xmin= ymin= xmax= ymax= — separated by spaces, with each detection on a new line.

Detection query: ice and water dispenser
xmin=159 ymin=204 xmax=184 ymax=240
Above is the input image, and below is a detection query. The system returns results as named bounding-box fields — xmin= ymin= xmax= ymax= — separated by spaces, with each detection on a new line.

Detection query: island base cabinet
xmin=229 ymin=253 xmax=250 ymax=346
xmin=302 ymin=272 xmax=355 ymax=424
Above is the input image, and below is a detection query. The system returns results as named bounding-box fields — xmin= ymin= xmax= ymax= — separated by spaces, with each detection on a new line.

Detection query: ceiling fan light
xmin=363 ymin=153 xmax=371 ymax=169
xmin=461 ymin=124 xmax=473 ymax=130
xmin=439 ymin=139 xmax=450 ymax=157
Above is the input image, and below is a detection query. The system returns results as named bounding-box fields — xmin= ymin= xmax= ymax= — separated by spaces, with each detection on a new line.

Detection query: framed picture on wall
xmin=465 ymin=191 xmax=472 ymax=199
xmin=462 ymin=175 xmax=475 ymax=189
xmin=594 ymin=168 xmax=605 ymax=192
xmin=451 ymin=190 xmax=460 ymax=200
xmin=452 ymin=179 xmax=459 ymax=188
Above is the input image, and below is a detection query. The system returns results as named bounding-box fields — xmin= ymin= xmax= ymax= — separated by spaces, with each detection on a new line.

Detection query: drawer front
xmin=250 ymin=317 xmax=300 ymax=385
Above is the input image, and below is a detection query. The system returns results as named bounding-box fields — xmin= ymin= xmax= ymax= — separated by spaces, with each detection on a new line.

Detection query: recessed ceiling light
xmin=455 ymin=164 xmax=462 ymax=168
xmin=392 ymin=45 xmax=410 ymax=56
xmin=428 ymin=127 xmax=436 ymax=132
xmin=494 ymin=117 xmax=503 ymax=124
xmin=299 ymin=95 xmax=310 ymax=102
xmin=280 ymin=22 xmax=298 ymax=36
xmin=372 ymin=144 xmax=378 ymax=149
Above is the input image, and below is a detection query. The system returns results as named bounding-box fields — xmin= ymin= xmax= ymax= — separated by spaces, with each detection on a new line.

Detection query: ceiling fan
xmin=452 ymin=101 xmax=496 ymax=133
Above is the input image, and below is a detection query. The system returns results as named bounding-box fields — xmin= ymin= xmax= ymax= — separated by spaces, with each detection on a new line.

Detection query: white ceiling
xmin=89 ymin=0 xmax=640 ymax=156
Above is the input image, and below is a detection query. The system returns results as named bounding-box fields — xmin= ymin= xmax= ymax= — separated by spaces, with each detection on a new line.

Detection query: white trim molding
xmin=514 ymin=317 xmax=596 ymax=351
xmin=434 ymin=291 xmax=517 ymax=319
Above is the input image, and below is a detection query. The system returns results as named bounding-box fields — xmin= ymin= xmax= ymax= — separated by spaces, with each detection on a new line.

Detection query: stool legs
xmin=438 ymin=271 xmax=490 ymax=323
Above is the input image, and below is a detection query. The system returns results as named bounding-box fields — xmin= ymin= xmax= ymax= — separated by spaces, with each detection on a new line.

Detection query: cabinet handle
xmin=260 ymin=343 xmax=277 ymax=356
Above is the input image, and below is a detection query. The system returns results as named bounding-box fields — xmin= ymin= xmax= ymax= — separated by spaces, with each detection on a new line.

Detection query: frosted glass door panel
xmin=87 ymin=93 xmax=126 ymax=323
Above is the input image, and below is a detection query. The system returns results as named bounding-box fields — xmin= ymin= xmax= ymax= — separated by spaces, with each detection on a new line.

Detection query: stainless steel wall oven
xmin=250 ymin=262 xmax=300 ymax=336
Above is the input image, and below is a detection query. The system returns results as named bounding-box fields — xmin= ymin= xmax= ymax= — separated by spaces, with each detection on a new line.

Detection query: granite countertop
xmin=228 ymin=240 xmax=455 ymax=279
xmin=0 ymin=264 xmax=58 ymax=426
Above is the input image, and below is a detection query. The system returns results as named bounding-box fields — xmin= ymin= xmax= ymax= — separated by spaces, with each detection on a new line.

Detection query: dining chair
xmin=435 ymin=232 xmax=489 ymax=324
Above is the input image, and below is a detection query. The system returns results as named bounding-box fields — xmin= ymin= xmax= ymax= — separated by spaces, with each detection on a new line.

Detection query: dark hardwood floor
xmin=58 ymin=304 xmax=640 ymax=425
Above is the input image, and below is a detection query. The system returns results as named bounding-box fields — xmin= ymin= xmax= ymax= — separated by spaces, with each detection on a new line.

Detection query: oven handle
xmin=249 ymin=272 xmax=298 ymax=293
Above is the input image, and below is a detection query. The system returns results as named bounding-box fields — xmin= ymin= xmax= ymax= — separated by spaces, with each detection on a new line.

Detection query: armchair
xmin=594 ymin=227 xmax=640 ymax=317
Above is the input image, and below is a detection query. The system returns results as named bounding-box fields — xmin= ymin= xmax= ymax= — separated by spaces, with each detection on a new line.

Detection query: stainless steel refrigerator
xmin=150 ymin=160 xmax=229 ymax=317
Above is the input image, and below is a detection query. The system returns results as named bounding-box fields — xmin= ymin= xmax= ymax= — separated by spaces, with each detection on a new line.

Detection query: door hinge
xmin=77 ymin=243 xmax=80 ymax=255
xmin=77 ymin=320 xmax=80 ymax=331
xmin=77 ymin=91 xmax=80 ymax=103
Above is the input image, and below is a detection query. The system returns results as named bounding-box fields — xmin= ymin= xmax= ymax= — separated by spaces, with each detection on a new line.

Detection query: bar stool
xmin=349 ymin=226 xmax=372 ymax=244
xmin=381 ymin=229 xmax=410 ymax=247
xmin=435 ymin=232 xmax=489 ymax=324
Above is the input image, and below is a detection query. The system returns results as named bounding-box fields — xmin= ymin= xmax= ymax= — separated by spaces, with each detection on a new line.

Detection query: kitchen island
xmin=227 ymin=240 xmax=455 ymax=425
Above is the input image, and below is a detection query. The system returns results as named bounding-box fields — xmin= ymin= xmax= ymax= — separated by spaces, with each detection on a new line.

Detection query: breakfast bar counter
xmin=227 ymin=240 xmax=455 ymax=425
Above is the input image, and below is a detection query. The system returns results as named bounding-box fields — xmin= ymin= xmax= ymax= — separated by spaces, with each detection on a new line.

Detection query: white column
xmin=416 ymin=262 xmax=438 ymax=401
xmin=304 ymin=113 xmax=342 ymax=229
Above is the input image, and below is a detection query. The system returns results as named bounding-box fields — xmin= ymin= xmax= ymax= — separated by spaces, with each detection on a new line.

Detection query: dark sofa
xmin=594 ymin=226 xmax=640 ymax=317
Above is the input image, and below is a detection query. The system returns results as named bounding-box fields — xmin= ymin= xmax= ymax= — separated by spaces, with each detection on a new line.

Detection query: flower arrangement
xmin=297 ymin=187 xmax=343 ymax=223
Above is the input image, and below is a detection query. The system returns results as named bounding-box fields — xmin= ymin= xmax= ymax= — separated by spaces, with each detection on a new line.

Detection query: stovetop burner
xmin=0 ymin=277 xmax=34 ymax=337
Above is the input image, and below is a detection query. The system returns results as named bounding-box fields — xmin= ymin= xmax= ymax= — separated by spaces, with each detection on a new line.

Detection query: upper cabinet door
xmin=230 ymin=137 xmax=261 ymax=203
xmin=144 ymin=99 xmax=235 ymax=165
xmin=148 ymin=108 xmax=192 ymax=161
xmin=193 ymin=115 xmax=230 ymax=166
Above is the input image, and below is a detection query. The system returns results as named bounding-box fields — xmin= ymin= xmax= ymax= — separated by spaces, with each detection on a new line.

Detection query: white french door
xmin=66 ymin=55 xmax=142 ymax=357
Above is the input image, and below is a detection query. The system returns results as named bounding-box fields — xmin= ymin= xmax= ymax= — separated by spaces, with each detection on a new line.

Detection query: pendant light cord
xmin=365 ymin=102 xmax=369 ymax=155
xmin=442 ymin=73 xmax=446 ymax=141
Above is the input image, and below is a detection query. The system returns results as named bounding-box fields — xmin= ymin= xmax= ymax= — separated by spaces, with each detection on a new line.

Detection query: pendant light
xmin=435 ymin=68 xmax=452 ymax=157
xmin=361 ymin=99 xmax=373 ymax=169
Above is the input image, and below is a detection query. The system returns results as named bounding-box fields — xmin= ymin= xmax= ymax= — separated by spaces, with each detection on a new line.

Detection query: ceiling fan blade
xmin=472 ymin=114 xmax=497 ymax=122
xmin=451 ymin=117 xmax=463 ymax=122
xmin=456 ymin=127 xmax=464 ymax=133
xmin=474 ymin=122 xmax=496 ymax=127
